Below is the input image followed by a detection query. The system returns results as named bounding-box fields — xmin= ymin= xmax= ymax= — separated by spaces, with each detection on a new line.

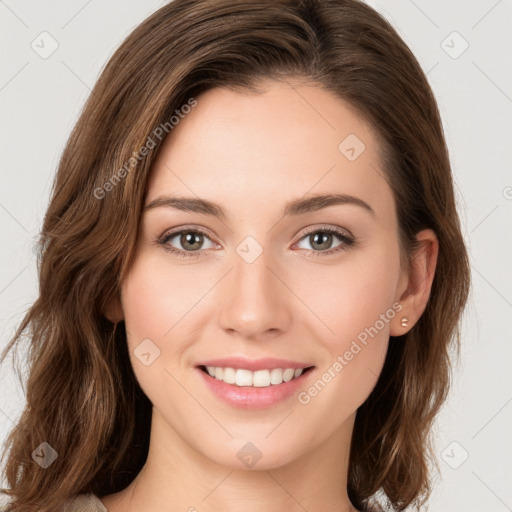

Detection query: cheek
xmin=121 ymin=251 xmax=212 ymax=346
xmin=290 ymin=242 xmax=401 ymax=414
xmin=119 ymin=253 xmax=214 ymax=412
xmin=289 ymin=241 xmax=402 ymax=347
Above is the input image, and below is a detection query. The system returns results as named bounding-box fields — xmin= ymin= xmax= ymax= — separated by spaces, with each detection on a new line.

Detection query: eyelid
xmin=157 ymin=224 xmax=218 ymax=242
xmin=157 ymin=223 xmax=356 ymax=258
xmin=291 ymin=224 xmax=355 ymax=254
xmin=295 ymin=223 xmax=354 ymax=241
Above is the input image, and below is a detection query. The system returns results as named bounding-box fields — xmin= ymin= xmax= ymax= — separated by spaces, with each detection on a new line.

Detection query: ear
xmin=390 ymin=229 xmax=439 ymax=336
xmin=103 ymin=293 xmax=124 ymax=323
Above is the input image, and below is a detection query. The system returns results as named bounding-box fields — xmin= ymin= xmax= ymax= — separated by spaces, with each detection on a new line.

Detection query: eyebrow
xmin=143 ymin=193 xmax=375 ymax=218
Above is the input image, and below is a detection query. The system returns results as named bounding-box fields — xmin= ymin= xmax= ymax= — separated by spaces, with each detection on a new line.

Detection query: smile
xmin=199 ymin=365 xmax=313 ymax=387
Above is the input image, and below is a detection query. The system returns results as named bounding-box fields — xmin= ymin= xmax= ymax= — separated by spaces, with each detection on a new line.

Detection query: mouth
xmin=197 ymin=364 xmax=315 ymax=388
xmin=194 ymin=356 xmax=316 ymax=409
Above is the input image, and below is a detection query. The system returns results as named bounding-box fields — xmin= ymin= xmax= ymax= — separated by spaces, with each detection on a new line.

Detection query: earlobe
xmin=103 ymin=295 xmax=124 ymax=323
xmin=390 ymin=229 xmax=439 ymax=336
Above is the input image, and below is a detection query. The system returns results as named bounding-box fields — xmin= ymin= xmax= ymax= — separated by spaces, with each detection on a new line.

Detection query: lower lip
xmin=196 ymin=367 xmax=314 ymax=410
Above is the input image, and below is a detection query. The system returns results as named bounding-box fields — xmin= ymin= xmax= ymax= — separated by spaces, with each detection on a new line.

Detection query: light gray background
xmin=1 ymin=1 xmax=511 ymax=511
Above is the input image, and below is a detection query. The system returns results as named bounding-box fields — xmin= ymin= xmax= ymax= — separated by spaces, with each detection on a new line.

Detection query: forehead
xmin=145 ymin=80 xmax=394 ymax=224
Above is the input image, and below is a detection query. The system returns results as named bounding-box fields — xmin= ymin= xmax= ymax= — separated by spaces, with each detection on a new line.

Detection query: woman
xmin=0 ymin=0 xmax=470 ymax=511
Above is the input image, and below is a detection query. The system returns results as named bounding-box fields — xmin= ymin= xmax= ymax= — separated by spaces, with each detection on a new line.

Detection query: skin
xmin=101 ymin=79 xmax=438 ymax=512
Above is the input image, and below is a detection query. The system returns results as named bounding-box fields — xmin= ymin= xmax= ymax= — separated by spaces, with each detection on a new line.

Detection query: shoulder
xmin=0 ymin=493 xmax=108 ymax=512
xmin=60 ymin=493 xmax=109 ymax=512
xmin=0 ymin=492 xmax=12 ymax=512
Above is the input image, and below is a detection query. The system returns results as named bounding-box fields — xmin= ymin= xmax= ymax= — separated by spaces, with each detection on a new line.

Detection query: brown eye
xmin=295 ymin=226 xmax=355 ymax=255
xmin=179 ymin=231 xmax=204 ymax=251
xmin=159 ymin=228 xmax=216 ymax=259
xmin=308 ymin=231 xmax=335 ymax=251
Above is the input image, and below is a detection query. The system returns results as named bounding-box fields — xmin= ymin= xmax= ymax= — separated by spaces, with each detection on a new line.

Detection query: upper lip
xmin=195 ymin=357 xmax=314 ymax=371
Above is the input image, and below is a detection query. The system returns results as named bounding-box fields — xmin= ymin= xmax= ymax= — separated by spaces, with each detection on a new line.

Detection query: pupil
xmin=312 ymin=232 xmax=331 ymax=250
xmin=182 ymin=232 xmax=202 ymax=250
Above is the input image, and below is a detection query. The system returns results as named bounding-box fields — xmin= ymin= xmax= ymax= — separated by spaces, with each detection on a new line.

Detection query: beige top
xmin=0 ymin=493 xmax=108 ymax=512
xmin=62 ymin=494 xmax=109 ymax=512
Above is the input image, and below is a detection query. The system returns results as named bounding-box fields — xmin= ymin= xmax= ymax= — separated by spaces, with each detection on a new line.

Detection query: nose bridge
xmin=218 ymin=237 xmax=290 ymax=338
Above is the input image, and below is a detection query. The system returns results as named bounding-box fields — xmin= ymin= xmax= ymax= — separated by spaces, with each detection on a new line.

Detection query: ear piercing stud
xmin=400 ymin=316 xmax=409 ymax=328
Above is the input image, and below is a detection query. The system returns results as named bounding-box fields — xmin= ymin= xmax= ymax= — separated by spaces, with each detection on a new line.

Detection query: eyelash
xmin=156 ymin=225 xmax=356 ymax=260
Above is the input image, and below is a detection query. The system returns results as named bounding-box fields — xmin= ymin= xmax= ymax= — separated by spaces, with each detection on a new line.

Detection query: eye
xmin=294 ymin=225 xmax=355 ymax=255
xmin=157 ymin=224 xmax=355 ymax=260
xmin=157 ymin=227 xmax=217 ymax=259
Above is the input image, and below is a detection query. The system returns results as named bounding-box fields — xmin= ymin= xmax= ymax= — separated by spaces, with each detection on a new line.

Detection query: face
xmin=118 ymin=79 xmax=408 ymax=469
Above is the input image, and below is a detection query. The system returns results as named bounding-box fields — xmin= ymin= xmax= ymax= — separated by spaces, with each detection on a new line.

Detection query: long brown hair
xmin=0 ymin=0 xmax=470 ymax=510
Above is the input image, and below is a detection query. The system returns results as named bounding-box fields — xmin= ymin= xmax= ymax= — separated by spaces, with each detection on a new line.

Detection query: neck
xmin=102 ymin=407 xmax=359 ymax=512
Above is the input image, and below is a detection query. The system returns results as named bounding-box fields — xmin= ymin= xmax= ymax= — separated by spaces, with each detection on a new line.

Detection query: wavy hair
xmin=0 ymin=0 xmax=470 ymax=510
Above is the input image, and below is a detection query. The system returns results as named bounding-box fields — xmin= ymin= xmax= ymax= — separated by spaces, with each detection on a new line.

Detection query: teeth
xmin=223 ymin=367 xmax=236 ymax=384
xmin=253 ymin=370 xmax=270 ymax=387
xmin=270 ymin=368 xmax=284 ymax=385
xmin=204 ymin=366 xmax=306 ymax=387
xmin=235 ymin=369 xmax=253 ymax=387
xmin=283 ymin=368 xmax=295 ymax=382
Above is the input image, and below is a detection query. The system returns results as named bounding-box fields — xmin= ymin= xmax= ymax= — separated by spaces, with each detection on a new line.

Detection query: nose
xmin=218 ymin=245 xmax=292 ymax=340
